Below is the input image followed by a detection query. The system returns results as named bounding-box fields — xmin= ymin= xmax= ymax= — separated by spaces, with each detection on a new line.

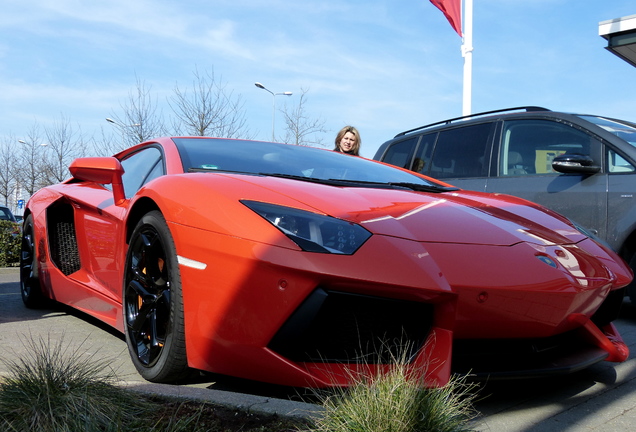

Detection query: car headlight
xmin=242 ymin=200 xmax=371 ymax=254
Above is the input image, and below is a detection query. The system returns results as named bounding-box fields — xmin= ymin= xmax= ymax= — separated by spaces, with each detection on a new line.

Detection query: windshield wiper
xmin=189 ymin=170 xmax=344 ymax=186
xmin=188 ymin=167 xmax=253 ymax=174
xmin=327 ymin=178 xmax=458 ymax=193
xmin=195 ymin=170 xmax=458 ymax=193
xmin=386 ymin=182 xmax=459 ymax=193
xmin=259 ymin=173 xmax=354 ymax=186
xmin=260 ymin=173 xmax=458 ymax=192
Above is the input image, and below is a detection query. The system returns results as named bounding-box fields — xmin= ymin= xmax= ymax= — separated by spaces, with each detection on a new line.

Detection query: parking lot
xmin=2 ymin=266 xmax=636 ymax=430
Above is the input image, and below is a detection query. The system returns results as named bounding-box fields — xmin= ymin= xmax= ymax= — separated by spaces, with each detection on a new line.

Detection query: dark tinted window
xmin=429 ymin=123 xmax=492 ymax=179
xmin=380 ymin=137 xmax=419 ymax=169
xmin=411 ymin=133 xmax=437 ymax=174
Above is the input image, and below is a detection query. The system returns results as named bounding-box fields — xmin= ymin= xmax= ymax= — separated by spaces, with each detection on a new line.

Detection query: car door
xmin=606 ymin=148 xmax=636 ymax=251
xmin=74 ymin=146 xmax=165 ymax=301
xmin=484 ymin=118 xmax=607 ymax=239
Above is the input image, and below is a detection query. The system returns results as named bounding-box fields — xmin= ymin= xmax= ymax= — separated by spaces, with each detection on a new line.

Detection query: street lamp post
xmin=105 ymin=118 xmax=141 ymax=129
xmin=254 ymin=82 xmax=292 ymax=142
xmin=105 ymin=118 xmax=141 ymax=146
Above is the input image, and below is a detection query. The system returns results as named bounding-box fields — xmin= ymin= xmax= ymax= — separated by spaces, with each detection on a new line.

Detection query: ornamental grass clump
xmin=307 ymin=350 xmax=479 ymax=432
xmin=0 ymin=334 xmax=310 ymax=431
xmin=0 ymin=335 xmax=147 ymax=432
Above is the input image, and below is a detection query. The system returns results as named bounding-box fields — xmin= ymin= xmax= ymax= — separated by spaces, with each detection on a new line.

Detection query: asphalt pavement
xmin=3 ymin=266 xmax=636 ymax=430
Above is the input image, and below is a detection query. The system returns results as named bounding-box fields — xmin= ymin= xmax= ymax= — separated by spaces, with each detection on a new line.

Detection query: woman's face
xmin=339 ymin=132 xmax=357 ymax=153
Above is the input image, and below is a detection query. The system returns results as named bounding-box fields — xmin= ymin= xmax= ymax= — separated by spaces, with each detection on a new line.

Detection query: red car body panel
xmin=23 ymin=137 xmax=632 ymax=388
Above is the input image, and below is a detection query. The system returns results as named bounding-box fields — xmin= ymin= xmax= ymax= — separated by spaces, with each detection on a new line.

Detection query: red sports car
xmin=20 ymin=137 xmax=631 ymax=388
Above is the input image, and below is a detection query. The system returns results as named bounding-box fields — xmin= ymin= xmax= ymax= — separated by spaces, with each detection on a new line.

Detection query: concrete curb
xmin=123 ymin=381 xmax=323 ymax=420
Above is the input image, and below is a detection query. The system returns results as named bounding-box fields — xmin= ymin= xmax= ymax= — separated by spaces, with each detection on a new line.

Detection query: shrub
xmin=307 ymin=352 xmax=479 ymax=432
xmin=0 ymin=335 xmax=149 ymax=431
xmin=0 ymin=220 xmax=20 ymax=267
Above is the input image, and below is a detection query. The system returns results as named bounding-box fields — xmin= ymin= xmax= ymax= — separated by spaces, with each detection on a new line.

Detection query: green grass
xmin=0 ymin=335 xmax=147 ymax=431
xmin=305 ymin=350 xmax=479 ymax=432
xmin=0 ymin=334 xmax=307 ymax=431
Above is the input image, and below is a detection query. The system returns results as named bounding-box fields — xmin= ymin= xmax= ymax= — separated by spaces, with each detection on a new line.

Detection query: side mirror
xmin=552 ymin=154 xmax=600 ymax=175
xmin=69 ymin=157 xmax=126 ymax=205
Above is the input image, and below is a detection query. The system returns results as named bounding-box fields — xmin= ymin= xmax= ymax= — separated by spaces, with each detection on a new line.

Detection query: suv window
xmin=608 ymin=149 xmax=636 ymax=173
xmin=380 ymin=136 xmax=419 ymax=170
xmin=499 ymin=119 xmax=599 ymax=176
xmin=428 ymin=123 xmax=491 ymax=179
xmin=412 ymin=133 xmax=437 ymax=174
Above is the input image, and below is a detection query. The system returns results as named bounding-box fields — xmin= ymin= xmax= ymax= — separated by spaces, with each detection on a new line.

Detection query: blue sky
xmin=1 ymin=0 xmax=635 ymax=158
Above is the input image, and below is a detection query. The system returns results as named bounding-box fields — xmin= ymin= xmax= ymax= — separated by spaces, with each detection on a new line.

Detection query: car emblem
xmin=537 ymin=255 xmax=557 ymax=268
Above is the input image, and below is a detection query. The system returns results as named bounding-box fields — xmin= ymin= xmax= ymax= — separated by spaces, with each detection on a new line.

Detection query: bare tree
xmin=279 ymin=88 xmax=327 ymax=147
xmin=43 ymin=115 xmax=86 ymax=184
xmin=107 ymin=77 xmax=166 ymax=147
xmin=0 ymin=137 xmax=18 ymax=206
xmin=17 ymin=124 xmax=49 ymax=196
xmin=169 ymin=68 xmax=252 ymax=138
xmin=91 ymin=126 xmax=126 ymax=157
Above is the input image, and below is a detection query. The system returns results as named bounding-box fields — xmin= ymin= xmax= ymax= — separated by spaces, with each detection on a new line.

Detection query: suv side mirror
xmin=552 ymin=154 xmax=600 ymax=175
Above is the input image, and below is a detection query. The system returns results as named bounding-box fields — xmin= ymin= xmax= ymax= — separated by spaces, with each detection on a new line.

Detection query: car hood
xmin=230 ymin=175 xmax=586 ymax=247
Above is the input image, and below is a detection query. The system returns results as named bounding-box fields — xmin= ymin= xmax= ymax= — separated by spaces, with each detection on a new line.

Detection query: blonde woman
xmin=333 ymin=126 xmax=361 ymax=156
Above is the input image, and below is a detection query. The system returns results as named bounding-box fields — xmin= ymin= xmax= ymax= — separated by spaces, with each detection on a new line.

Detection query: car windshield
xmin=577 ymin=115 xmax=636 ymax=147
xmin=173 ymin=138 xmax=451 ymax=190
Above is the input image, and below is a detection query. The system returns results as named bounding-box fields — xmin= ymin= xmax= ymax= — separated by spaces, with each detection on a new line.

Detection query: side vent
xmin=47 ymin=202 xmax=81 ymax=275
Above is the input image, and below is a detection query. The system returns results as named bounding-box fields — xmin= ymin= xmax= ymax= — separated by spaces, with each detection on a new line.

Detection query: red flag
xmin=430 ymin=0 xmax=462 ymax=37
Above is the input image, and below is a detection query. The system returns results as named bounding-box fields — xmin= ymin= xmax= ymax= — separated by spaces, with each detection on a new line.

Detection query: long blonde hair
xmin=334 ymin=126 xmax=361 ymax=155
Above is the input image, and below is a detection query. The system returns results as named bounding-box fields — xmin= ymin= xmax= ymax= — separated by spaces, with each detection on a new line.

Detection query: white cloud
xmin=1 ymin=0 xmax=635 ymax=159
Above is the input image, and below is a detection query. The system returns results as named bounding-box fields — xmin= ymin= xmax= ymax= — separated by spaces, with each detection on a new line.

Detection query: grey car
xmin=374 ymin=106 xmax=636 ymax=301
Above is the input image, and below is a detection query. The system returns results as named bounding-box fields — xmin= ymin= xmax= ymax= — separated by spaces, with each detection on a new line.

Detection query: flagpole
xmin=461 ymin=0 xmax=473 ymax=116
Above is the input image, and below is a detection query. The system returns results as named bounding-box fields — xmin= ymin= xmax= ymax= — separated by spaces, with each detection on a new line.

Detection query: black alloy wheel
xmin=123 ymin=211 xmax=189 ymax=383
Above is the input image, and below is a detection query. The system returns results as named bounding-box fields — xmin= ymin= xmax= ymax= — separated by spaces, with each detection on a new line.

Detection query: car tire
xmin=123 ymin=210 xmax=190 ymax=383
xmin=20 ymin=214 xmax=45 ymax=308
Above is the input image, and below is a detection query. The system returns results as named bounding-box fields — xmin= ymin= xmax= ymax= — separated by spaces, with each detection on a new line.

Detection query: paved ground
xmin=0 ymin=267 xmax=318 ymax=420
xmin=3 ymin=266 xmax=636 ymax=430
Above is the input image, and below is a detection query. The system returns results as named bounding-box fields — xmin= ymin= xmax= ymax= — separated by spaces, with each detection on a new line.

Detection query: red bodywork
xmin=24 ymin=137 xmax=632 ymax=388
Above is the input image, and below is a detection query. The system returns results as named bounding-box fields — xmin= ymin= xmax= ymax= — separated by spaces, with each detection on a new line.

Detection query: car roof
xmin=387 ymin=106 xmax=636 ymax=148
xmin=393 ymin=106 xmax=552 ymax=138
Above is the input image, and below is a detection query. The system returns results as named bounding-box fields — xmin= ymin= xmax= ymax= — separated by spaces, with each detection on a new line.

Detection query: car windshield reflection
xmin=174 ymin=138 xmax=443 ymax=189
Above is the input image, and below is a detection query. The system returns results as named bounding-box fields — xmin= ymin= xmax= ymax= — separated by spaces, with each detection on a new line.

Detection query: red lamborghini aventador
xmin=20 ymin=137 xmax=631 ymax=388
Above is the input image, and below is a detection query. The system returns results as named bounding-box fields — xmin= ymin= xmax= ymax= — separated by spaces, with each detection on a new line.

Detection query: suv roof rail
xmin=394 ymin=106 xmax=551 ymax=137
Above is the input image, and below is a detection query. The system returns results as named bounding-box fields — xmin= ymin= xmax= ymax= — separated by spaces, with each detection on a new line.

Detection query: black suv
xmin=374 ymin=107 xmax=636 ymax=301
